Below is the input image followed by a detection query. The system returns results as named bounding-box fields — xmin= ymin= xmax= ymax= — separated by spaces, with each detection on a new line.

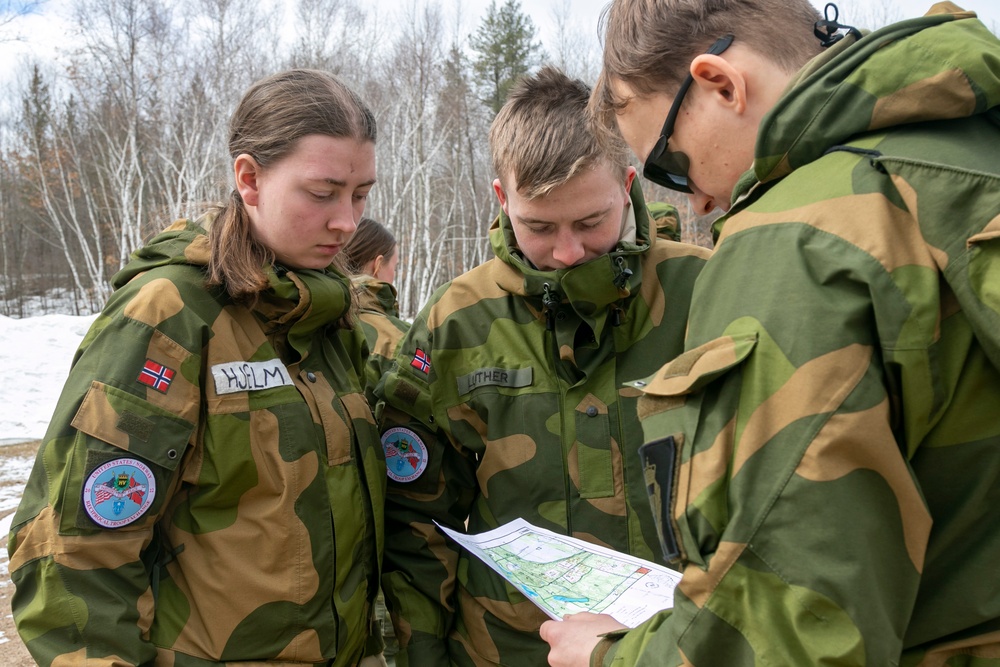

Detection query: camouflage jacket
xmin=376 ymin=183 xmax=710 ymax=666
xmin=349 ymin=276 xmax=409 ymax=402
xmin=645 ymin=202 xmax=682 ymax=243
xmin=8 ymin=215 xmax=386 ymax=666
xmin=607 ymin=7 xmax=1000 ymax=667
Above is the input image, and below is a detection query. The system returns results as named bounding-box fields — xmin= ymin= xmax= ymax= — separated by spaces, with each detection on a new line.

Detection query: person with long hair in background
xmin=341 ymin=216 xmax=410 ymax=404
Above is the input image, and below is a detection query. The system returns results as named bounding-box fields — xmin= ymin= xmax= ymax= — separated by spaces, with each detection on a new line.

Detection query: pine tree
xmin=469 ymin=0 xmax=543 ymax=115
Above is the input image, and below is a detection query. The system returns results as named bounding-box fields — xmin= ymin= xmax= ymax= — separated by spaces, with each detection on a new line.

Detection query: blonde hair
xmin=207 ymin=69 xmax=377 ymax=302
xmin=592 ymin=0 xmax=823 ymax=132
xmin=489 ymin=66 xmax=630 ymax=199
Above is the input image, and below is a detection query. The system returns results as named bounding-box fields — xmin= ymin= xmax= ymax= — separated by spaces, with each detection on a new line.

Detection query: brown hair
xmin=489 ymin=66 xmax=631 ymax=200
xmin=341 ymin=217 xmax=397 ymax=276
xmin=592 ymin=0 xmax=823 ymax=131
xmin=207 ymin=69 xmax=377 ymax=302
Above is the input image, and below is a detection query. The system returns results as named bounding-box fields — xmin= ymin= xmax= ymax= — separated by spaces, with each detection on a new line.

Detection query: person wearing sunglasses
xmin=542 ymin=1 xmax=1000 ymax=666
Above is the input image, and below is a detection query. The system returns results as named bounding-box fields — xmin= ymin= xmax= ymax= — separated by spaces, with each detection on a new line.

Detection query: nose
xmin=686 ymin=183 xmax=719 ymax=217
xmin=327 ymin=199 xmax=359 ymax=234
xmin=550 ymin=231 xmax=586 ymax=268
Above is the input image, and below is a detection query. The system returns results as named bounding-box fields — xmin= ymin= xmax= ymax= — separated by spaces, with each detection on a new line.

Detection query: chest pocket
xmin=574 ymin=394 xmax=615 ymax=499
xmin=299 ymin=370 xmax=361 ymax=466
xmin=633 ymin=334 xmax=757 ymax=566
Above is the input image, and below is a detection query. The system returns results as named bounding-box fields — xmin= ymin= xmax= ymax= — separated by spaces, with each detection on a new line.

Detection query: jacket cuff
xmin=590 ymin=629 xmax=628 ymax=667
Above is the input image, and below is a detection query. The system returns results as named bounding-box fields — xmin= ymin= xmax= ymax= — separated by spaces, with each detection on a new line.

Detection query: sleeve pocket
xmin=630 ymin=334 xmax=757 ymax=568
xmin=639 ymin=435 xmax=683 ymax=563
xmin=71 ymin=380 xmax=193 ymax=470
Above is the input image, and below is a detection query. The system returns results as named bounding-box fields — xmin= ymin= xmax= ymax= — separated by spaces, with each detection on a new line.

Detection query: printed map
xmin=437 ymin=518 xmax=682 ymax=627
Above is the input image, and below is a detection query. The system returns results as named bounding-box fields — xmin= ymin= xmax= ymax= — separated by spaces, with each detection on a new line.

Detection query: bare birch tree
xmin=1 ymin=0 xmax=723 ymax=319
xmin=365 ymin=3 xmax=452 ymax=315
xmin=547 ymin=0 xmax=600 ymax=83
xmin=0 ymin=0 xmax=42 ymax=42
xmin=288 ymin=0 xmax=379 ymax=75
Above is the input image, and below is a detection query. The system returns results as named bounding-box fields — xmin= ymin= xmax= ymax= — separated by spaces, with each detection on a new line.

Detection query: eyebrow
xmin=520 ymin=207 xmax=611 ymax=226
xmin=312 ymin=178 xmax=377 ymax=187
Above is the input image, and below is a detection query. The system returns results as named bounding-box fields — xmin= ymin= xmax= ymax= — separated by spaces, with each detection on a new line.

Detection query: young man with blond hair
xmin=375 ymin=66 xmax=709 ymax=666
xmin=541 ymin=1 xmax=1000 ymax=665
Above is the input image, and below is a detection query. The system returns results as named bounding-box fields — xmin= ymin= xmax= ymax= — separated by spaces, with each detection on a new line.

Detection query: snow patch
xmin=0 ymin=314 xmax=96 ymax=443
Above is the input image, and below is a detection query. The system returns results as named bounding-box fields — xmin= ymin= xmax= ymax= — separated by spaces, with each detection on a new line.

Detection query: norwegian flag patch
xmin=138 ymin=359 xmax=176 ymax=393
xmin=410 ymin=348 xmax=431 ymax=374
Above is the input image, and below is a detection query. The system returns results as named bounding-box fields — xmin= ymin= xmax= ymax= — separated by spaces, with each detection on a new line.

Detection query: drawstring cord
xmin=814 ymin=3 xmax=861 ymax=47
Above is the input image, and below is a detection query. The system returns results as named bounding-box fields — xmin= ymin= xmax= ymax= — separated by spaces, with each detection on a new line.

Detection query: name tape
xmin=212 ymin=359 xmax=294 ymax=395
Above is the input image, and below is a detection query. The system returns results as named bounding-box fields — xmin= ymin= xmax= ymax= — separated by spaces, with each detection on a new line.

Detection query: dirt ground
xmin=0 ymin=440 xmax=39 ymax=666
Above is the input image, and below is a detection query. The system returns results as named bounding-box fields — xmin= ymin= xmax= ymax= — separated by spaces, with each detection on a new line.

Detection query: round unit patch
xmin=382 ymin=427 xmax=429 ymax=483
xmin=83 ymin=458 xmax=156 ymax=528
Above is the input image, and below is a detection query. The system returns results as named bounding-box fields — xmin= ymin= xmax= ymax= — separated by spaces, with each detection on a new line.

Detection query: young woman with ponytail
xmin=9 ymin=69 xmax=388 ymax=667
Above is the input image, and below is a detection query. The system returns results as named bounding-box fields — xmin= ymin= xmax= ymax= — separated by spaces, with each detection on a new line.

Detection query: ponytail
xmin=206 ymin=190 xmax=273 ymax=303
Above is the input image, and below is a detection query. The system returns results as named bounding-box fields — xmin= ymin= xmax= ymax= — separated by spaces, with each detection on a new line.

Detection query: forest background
xmin=1 ymin=0 xmax=997 ymax=320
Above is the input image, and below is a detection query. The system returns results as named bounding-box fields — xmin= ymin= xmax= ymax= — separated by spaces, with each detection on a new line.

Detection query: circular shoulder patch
xmin=82 ymin=458 xmax=156 ymax=528
xmin=382 ymin=427 xmax=429 ymax=483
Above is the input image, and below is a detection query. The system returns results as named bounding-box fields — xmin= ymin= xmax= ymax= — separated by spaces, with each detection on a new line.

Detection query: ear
xmin=234 ymin=154 xmax=262 ymax=206
xmin=371 ymin=254 xmax=384 ymax=279
xmin=690 ymin=53 xmax=748 ymax=115
xmin=623 ymin=165 xmax=637 ymax=195
xmin=492 ymin=178 xmax=509 ymax=214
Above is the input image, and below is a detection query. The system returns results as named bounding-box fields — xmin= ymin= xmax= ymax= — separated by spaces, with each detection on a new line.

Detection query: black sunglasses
xmin=643 ymin=34 xmax=735 ymax=193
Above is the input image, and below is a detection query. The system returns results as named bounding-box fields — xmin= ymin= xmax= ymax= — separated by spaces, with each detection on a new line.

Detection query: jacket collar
xmin=114 ymin=211 xmax=352 ymax=363
xmin=488 ymin=178 xmax=653 ymax=343
xmin=351 ymin=276 xmax=400 ymax=318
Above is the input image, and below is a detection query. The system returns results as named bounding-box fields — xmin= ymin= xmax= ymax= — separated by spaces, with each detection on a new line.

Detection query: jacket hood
xmin=351 ymin=275 xmax=401 ymax=319
xmin=113 ymin=215 xmax=214 ymax=287
xmin=113 ymin=211 xmax=353 ymax=362
xmin=750 ymin=4 xmax=1000 ymax=189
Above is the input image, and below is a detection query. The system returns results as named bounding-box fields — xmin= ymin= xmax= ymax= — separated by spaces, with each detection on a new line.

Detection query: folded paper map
xmin=436 ymin=518 xmax=682 ymax=627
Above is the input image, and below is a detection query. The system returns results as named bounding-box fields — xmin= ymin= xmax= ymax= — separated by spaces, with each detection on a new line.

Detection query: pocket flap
xmin=631 ymin=334 xmax=758 ymax=397
xmin=71 ymin=381 xmax=194 ymax=471
xmin=966 ymin=218 xmax=1000 ymax=247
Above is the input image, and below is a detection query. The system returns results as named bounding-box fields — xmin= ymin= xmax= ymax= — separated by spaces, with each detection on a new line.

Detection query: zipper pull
xmin=613 ymin=257 xmax=633 ymax=290
xmin=542 ymin=283 xmax=558 ymax=331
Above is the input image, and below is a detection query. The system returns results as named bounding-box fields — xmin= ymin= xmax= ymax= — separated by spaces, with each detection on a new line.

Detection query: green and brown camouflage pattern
xmin=646 ymin=202 xmax=682 ymax=243
xmin=349 ymin=276 xmax=409 ymax=403
xmin=607 ymin=6 xmax=1000 ymax=666
xmin=348 ymin=275 xmax=409 ymax=661
xmin=8 ymin=214 xmax=387 ymax=666
xmin=376 ymin=182 xmax=710 ymax=666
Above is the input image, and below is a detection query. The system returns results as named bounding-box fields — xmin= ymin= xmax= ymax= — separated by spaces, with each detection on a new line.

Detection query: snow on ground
xmin=1 ymin=313 xmax=96 ymax=646
xmin=0 ymin=451 xmax=33 ymax=527
xmin=0 ymin=311 xmax=93 ymax=580
xmin=0 ymin=313 xmax=97 ymax=444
